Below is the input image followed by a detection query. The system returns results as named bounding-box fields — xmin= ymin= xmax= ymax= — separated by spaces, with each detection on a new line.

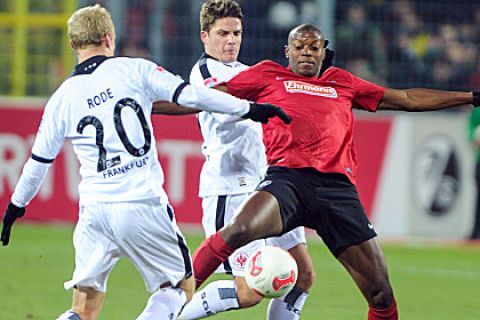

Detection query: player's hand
xmin=1 ymin=203 xmax=25 ymax=246
xmin=243 ymin=103 xmax=291 ymax=124
xmin=473 ymin=92 xmax=480 ymax=107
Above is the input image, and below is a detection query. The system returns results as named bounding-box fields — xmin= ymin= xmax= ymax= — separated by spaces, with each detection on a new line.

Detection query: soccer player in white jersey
xmin=0 ymin=5 xmax=289 ymax=320
xmin=178 ymin=1 xmax=315 ymax=319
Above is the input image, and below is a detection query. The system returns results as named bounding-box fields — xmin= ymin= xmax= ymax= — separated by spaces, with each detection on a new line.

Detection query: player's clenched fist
xmin=1 ymin=203 xmax=25 ymax=246
xmin=243 ymin=102 xmax=292 ymax=124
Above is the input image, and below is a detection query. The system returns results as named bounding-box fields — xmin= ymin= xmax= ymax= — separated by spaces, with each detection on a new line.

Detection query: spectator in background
xmin=386 ymin=0 xmax=429 ymax=87
xmin=344 ymin=58 xmax=386 ymax=85
xmin=386 ymin=29 xmax=427 ymax=88
xmin=336 ymin=1 xmax=387 ymax=83
xmin=423 ymin=23 xmax=478 ymax=92
xmin=467 ymin=108 xmax=480 ymax=240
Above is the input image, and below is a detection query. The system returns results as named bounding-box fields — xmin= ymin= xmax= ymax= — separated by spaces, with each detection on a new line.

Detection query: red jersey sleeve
xmin=226 ymin=61 xmax=269 ymax=101
xmin=349 ymin=72 xmax=385 ymax=112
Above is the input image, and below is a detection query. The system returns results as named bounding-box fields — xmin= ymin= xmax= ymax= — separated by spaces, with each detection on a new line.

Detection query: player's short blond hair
xmin=68 ymin=4 xmax=115 ymax=50
xmin=200 ymin=0 xmax=243 ymax=32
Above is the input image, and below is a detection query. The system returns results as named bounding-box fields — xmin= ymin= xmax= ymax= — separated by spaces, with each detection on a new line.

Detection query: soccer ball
xmin=244 ymin=246 xmax=298 ymax=298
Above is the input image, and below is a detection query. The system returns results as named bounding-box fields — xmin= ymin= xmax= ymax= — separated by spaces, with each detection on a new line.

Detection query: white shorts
xmin=64 ymin=198 xmax=192 ymax=293
xmin=202 ymin=193 xmax=306 ymax=277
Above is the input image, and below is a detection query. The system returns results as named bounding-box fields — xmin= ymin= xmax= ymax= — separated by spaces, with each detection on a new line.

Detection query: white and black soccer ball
xmin=244 ymin=246 xmax=298 ymax=298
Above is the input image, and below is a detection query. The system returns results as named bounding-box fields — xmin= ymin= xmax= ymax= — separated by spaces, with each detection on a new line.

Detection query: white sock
xmin=179 ymin=280 xmax=239 ymax=319
xmin=136 ymin=287 xmax=187 ymax=320
xmin=266 ymin=287 xmax=309 ymax=320
xmin=56 ymin=310 xmax=81 ymax=320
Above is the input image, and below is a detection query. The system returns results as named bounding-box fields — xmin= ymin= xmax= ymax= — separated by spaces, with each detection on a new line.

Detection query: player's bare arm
xmin=378 ymin=88 xmax=476 ymax=111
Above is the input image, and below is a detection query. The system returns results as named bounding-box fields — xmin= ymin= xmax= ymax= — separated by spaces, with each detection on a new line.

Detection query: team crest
xmin=233 ymin=252 xmax=248 ymax=269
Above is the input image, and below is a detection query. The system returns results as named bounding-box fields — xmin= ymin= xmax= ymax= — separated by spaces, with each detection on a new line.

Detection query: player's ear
xmin=200 ymin=31 xmax=208 ymax=45
xmin=284 ymin=44 xmax=289 ymax=59
xmin=104 ymin=32 xmax=114 ymax=47
xmin=321 ymin=40 xmax=329 ymax=61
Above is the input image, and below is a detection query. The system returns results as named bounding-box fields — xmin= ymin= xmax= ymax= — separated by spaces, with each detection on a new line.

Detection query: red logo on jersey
xmin=284 ymin=81 xmax=337 ymax=98
xmin=233 ymin=252 xmax=248 ymax=269
xmin=203 ymin=77 xmax=219 ymax=87
xmin=156 ymin=66 xmax=166 ymax=72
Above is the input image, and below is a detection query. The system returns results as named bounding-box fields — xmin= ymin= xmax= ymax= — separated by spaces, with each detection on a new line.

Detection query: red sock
xmin=192 ymin=231 xmax=235 ymax=288
xmin=368 ymin=299 xmax=398 ymax=320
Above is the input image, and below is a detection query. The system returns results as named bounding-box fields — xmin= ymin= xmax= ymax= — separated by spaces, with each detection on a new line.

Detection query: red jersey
xmin=226 ymin=60 xmax=385 ymax=184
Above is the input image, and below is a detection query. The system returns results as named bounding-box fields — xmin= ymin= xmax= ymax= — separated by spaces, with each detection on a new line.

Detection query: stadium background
xmin=0 ymin=1 xmax=479 ymax=320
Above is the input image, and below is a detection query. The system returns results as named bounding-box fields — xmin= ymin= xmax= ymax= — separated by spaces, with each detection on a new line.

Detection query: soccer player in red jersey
xmin=192 ymin=23 xmax=480 ymax=320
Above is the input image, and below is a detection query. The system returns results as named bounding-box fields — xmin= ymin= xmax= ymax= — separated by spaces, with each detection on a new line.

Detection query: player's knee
xmin=368 ymin=281 xmax=395 ymax=309
xmin=296 ymin=265 xmax=316 ymax=291
xmin=223 ymin=220 xmax=254 ymax=247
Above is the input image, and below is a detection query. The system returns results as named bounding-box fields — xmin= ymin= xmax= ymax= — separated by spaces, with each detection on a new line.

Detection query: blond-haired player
xmin=0 ymin=4 xmax=289 ymax=320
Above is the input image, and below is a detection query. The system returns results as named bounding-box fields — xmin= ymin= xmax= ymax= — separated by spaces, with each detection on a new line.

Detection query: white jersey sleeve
xmin=31 ymin=88 xmax=67 ymax=161
xmin=11 ymin=159 xmax=50 ymax=207
xmin=190 ymin=55 xmax=267 ymax=197
xmin=10 ymin=84 xmax=68 ymax=207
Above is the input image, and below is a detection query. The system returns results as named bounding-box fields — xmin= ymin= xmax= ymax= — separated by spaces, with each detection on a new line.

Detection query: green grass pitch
xmin=0 ymin=223 xmax=479 ymax=319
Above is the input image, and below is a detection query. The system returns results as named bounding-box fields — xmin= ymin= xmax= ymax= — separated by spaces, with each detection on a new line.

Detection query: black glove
xmin=243 ymin=103 xmax=291 ymax=124
xmin=473 ymin=92 xmax=480 ymax=106
xmin=1 ymin=202 xmax=25 ymax=246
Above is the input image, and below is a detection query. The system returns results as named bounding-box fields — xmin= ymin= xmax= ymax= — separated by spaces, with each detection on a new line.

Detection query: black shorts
xmin=256 ymin=166 xmax=377 ymax=257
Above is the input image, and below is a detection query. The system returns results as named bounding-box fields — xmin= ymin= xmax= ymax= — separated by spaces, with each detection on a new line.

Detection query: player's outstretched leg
xmin=179 ymin=277 xmax=265 ymax=319
xmin=192 ymin=191 xmax=284 ymax=288
xmin=337 ymin=238 xmax=398 ymax=320
xmin=179 ymin=279 xmax=247 ymax=319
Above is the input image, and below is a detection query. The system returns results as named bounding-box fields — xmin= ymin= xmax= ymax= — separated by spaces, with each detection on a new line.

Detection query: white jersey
xmin=190 ymin=54 xmax=266 ymax=197
xmin=18 ymin=55 xmax=251 ymax=206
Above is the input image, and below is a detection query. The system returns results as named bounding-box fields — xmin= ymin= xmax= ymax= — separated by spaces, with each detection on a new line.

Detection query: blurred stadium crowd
xmin=1 ymin=0 xmax=480 ymax=98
